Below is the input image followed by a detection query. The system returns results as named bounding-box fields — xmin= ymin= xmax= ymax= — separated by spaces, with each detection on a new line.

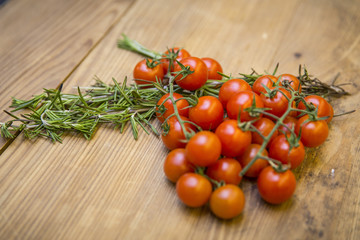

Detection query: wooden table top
xmin=0 ymin=0 xmax=359 ymax=239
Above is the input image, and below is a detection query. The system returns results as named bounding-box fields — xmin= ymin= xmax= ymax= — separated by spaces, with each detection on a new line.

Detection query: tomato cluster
xmin=132 ymin=47 xmax=334 ymax=220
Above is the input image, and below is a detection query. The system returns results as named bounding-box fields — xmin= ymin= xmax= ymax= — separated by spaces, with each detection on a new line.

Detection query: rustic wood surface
xmin=0 ymin=0 xmax=135 ymax=146
xmin=0 ymin=0 xmax=359 ymax=239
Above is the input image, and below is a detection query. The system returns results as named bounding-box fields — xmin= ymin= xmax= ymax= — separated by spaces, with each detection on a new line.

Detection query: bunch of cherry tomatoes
xmin=132 ymin=47 xmax=333 ymax=220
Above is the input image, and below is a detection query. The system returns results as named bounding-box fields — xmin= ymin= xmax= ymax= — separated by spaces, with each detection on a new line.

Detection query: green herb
xmin=1 ymin=78 xmax=164 ymax=142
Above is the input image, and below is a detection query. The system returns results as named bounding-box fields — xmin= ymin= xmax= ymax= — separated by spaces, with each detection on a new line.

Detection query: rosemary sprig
xmin=0 ymin=78 xmax=165 ymax=142
xmin=298 ymin=65 xmax=351 ymax=97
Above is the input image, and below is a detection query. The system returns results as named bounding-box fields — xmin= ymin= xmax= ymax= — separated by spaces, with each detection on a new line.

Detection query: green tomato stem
xmin=240 ymin=91 xmax=301 ymax=176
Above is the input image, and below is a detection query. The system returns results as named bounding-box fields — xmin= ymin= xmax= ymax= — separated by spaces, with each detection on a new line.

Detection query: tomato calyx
xmin=161 ymin=48 xmax=183 ymax=73
xmin=260 ymin=84 xmax=278 ymax=98
xmin=163 ymin=47 xmax=181 ymax=60
xmin=268 ymin=159 xmax=291 ymax=173
xmin=299 ymin=105 xmax=329 ymax=122
xmin=185 ymin=95 xmax=199 ymax=107
xmin=297 ymin=98 xmax=317 ymax=115
xmin=161 ymin=119 xmax=172 ymax=136
xmin=195 ymin=166 xmax=225 ymax=189
xmin=237 ymin=118 xmax=257 ymax=132
xmin=162 ymin=117 xmax=197 ymax=138
xmin=172 ymin=60 xmax=195 ymax=82
xmin=243 ymin=95 xmax=267 ymax=119
xmin=284 ymin=132 xmax=301 ymax=149
xmin=261 ymin=84 xmax=291 ymax=101
xmin=296 ymin=96 xmax=331 ymax=122
xmin=280 ymin=79 xmax=296 ymax=92
xmin=145 ymin=58 xmax=161 ymax=69
xmin=156 ymin=103 xmax=168 ymax=119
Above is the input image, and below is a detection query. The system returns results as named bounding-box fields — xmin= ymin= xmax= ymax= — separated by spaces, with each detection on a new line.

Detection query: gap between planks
xmin=0 ymin=0 xmax=138 ymax=157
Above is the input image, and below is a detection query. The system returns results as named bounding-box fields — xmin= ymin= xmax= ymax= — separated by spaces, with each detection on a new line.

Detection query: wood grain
xmin=0 ymin=0 xmax=359 ymax=239
xmin=0 ymin=0 xmax=135 ymax=147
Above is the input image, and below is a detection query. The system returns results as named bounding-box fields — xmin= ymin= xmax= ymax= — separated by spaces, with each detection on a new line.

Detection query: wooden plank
xmin=0 ymin=0 xmax=135 ymax=147
xmin=1 ymin=0 xmax=360 ymax=239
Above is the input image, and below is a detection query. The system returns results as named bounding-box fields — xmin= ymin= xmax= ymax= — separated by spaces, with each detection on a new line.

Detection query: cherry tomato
xmin=189 ymin=96 xmax=224 ymax=130
xmin=206 ymin=158 xmax=243 ymax=185
xmin=252 ymin=75 xmax=278 ymax=95
xmin=260 ymin=88 xmax=291 ymax=119
xmin=161 ymin=116 xmax=196 ymax=150
xmin=277 ymin=74 xmax=302 ymax=92
xmin=161 ymin=47 xmax=191 ymax=74
xmin=278 ymin=116 xmax=297 ymax=135
xmin=133 ymin=59 xmax=164 ymax=86
xmin=251 ymin=118 xmax=278 ymax=146
xmin=201 ymin=57 xmax=223 ymax=80
xmin=237 ymin=144 xmax=269 ymax=178
xmin=226 ymin=90 xmax=264 ymax=122
xmin=257 ymin=166 xmax=296 ymax=204
xmin=210 ymin=184 xmax=245 ymax=219
xmin=218 ymin=79 xmax=252 ymax=107
xmin=185 ymin=131 xmax=222 ymax=167
xmin=156 ymin=93 xmax=189 ymax=123
xmin=215 ymin=119 xmax=252 ymax=157
xmin=176 ymin=173 xmax=212 ymax=207
xmin=297 ymin=95 xmax=333 ymax=123
xmin=173 ymin=57 xmax=208 ymax=91
xmin=295 ymin=115 xmax=329 ymax=148
xmin=268 ymin=135 xmax=305 ymax=169
xmin=164 ymin=148 xmax=194 ymax=183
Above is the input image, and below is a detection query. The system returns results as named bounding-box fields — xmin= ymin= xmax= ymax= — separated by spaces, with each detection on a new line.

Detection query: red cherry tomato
xmin=268 ymin=135 xmax=305 ymax=169
xmin=185 ymin=131 xmax=222 ymax=167
xmin=278 ymin=116 xmax=297 ymax=135
xmin=164 ymin=148 xmax=194 ymax=183
xmin=218 ymin=79 xmax=252 ymax=107
xmin=173 ymin=57 xmax=208 ymax=91
xmin=206 ymin=158 xmax=243 ymax=185
xmin=251 ymin=118 xmax=278 ymax=146
xmin=189 ymin=96 xmax=224 ymax=130
xmin=156 ymin=93 xmax=189 ymax=123
xmin=161 ymin=47 xmax=191 ymax=74
xmin=210 ymin=184 xmax=245 ymax=219
xmin=277 ymin=74 xmax=302 ymax=92
xmin=176 ymin=173 xmax=212 ymax=207
xmin=260 ymin=88 xmax=291 ymax=119
xmin=295 ymin=115 xmax=329 ymax=148
xmin=201 ymin=57 xmax=223 ymax=80
xmin=297 ymin=95 xmax=333 ymax=123
xmin=133 ymin=59 xmax=164 ymax=86
xmin=237 ymin=144 xmax=269 ymax=178
xmin=252 ymin=75 xmax=278 ymax=95
xmin=257 ymin=166 xmax=296 ymax=204
xmin=226 ymin=90 xmax=264 ymax=122
xmin=215 ymin=119 xmax=252 ymax=157
xmin=161 ymin=116 xmax=196 ymax=150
